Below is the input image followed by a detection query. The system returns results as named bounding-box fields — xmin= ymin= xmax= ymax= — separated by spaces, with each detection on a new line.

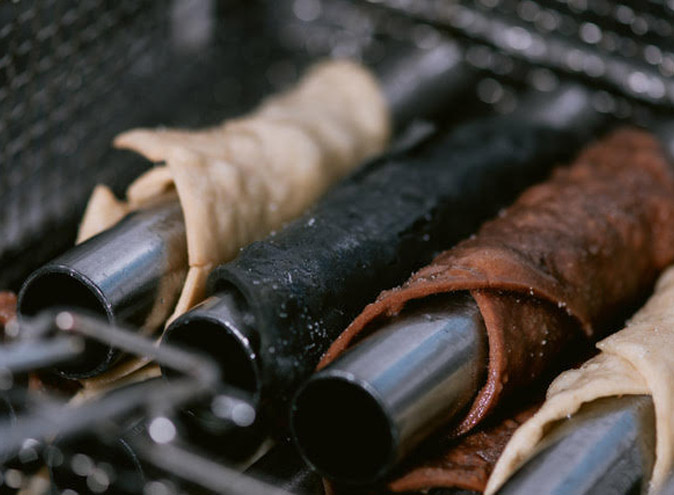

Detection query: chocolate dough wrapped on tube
xmin=485 ymin=262 xmax=674 ymax=495
xmin=18 ymin=41 xmax=476 ymax=379
xmin=162 ymin=83 xmax=604 ymax=439
xmin=291 ymin=128 xmax=674 ymax=486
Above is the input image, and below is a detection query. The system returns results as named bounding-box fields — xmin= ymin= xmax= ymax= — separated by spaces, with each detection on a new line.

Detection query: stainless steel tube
xmin=18 ymin=197 xmax=188 ymax=378
xmin=160 ymin=291 xmax=260 ymax=396
xmin=496 ymin=395 xmax=655 ymax=495
xmin=375 ymin=40 xmax=475 ymax=131
xmin=290 ymin=293 xmax=487 ymax=484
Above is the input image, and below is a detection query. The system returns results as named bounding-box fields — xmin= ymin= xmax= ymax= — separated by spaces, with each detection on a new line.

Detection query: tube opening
xmin=291 ymin=376 xmax=394 ymax=484
xmin=18 ymin=269 xmax=113 ymax=378
xmin=162 ymin=317 xmax=259 ymax=395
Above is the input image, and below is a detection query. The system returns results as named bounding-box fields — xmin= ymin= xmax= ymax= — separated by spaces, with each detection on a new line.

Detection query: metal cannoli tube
xmin=495 ymin=395 xmax=655 ymax=495
xmin=292 ymin=294 xmax=487 ymax=484
xmin=18 ymin=198 xmax=187 ymax=378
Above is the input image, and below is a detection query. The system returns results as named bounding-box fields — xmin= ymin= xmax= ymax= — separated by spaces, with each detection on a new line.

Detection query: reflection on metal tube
xmin=375 ymin=40 xmax=475 ymax=131
xmin=18 ymin=198 xmax=187 ymax=378
xmin=495 ymin=395 xmax=655 ymax=495
xmin=291 ymin=293 xmax=487 ymax=484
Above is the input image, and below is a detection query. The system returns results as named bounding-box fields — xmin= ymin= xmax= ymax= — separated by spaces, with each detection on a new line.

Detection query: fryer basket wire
xmin=2 ymin=1 xmax=674 ymax=494
xmin=0 ymin=0 xmax=288 ymax=290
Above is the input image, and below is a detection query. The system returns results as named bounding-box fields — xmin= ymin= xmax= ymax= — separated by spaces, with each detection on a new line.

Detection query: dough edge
xmin=486 ymin=266 xmax=674 ymax=495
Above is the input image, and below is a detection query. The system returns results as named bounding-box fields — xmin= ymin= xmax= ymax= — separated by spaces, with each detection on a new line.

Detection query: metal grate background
xmin=2 ymin=1 xmax=674 ymax=495
xmin=0 ymin=0 xmax=301 ymax=290
xmin=3 ymin=1 xmax=674 ymax=286
xmin=360 ymin=0 xmax=674 ymax=111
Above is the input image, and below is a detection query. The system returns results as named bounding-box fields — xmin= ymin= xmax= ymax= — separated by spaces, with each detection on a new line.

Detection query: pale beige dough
xmin=77 ymin=185 xmax=129 ymax=243
xmin=77 ymin=59 xmax=391 ymax=327
xmin=71 ymin=361 xmax=161 ymax=405
xmin=486 ymin=266 xmax=674 ymax=495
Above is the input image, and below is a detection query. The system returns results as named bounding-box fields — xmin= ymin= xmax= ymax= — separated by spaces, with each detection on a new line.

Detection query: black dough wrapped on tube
xmin=163 ymin=84 xmax=605 ymax=431
xmin=16 ymin=41 xmax=475 ymax=380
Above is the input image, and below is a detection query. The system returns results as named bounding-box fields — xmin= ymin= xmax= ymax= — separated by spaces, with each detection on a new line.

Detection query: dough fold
xmin=486 ymin=265 xmax=674 ymax=495
xmin=388 ymin=402 xmax=538 ymax=493
xmin=78 ymin=59 xmax=390 ymax=323
xmin=320 ymin=129 xmax=674 ymax=440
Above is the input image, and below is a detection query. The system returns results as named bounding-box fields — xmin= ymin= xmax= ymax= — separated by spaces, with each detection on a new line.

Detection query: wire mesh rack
xmin=1 ymin=1 xmax=674 ymax=494
xmin=0 ymin=0 xmax=293 ymax=290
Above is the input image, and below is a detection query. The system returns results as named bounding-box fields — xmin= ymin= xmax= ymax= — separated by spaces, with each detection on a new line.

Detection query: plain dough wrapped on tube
xmin=17 ymin=38 xmax=483 ymax=382
xmin=307 ymin=128 xmax=674 ymax=488
xmin=18 ymin=59 xmax=391 ymax=379
xmin=486 ymin=264 xmax=674 ymax=495
xmin=96 ymin=58 xmax=391 ymax=322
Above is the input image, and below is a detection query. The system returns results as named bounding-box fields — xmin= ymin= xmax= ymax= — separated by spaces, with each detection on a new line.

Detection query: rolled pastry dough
xmin=486 ymin=265 xmax=674 ymax=495
xmin=78 ymin=59 xmax=390 ymax=324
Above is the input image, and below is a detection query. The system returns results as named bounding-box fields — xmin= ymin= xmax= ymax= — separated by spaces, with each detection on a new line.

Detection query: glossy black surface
xmin=164 ymin=83 xmax=602 ymax=438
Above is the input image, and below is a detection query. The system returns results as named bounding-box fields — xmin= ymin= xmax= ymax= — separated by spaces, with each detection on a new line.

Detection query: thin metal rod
xmin=496 ymin=395 xmax=655 ymax=495
xmin=42 ymin=310 xmax=221 ymax=386
xmin=0 ymin=337 xmax=84 ymax=375
xmin=0 ymin=312 xmax=258 ymax=464
xmin=133 ymin=439 xmax=297 ymax=495
xmin=0 ymin=377 xmax=196 ymax=462
xmin=379 ymin=0 xmax=674 ymax=109
xmin=48 ymin=415 xmax=149 ymax=495
xmin=291 ymin=294 xmax=487 ymax=484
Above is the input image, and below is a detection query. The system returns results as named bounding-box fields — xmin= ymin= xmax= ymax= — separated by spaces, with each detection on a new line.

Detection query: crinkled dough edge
xmin=75 ymin=59 xmax=390 ymax=385
xmin=77 ymin=59 xmax=390 ymax=327
xmin=486 ymin=266 xmax=674 ymax=495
